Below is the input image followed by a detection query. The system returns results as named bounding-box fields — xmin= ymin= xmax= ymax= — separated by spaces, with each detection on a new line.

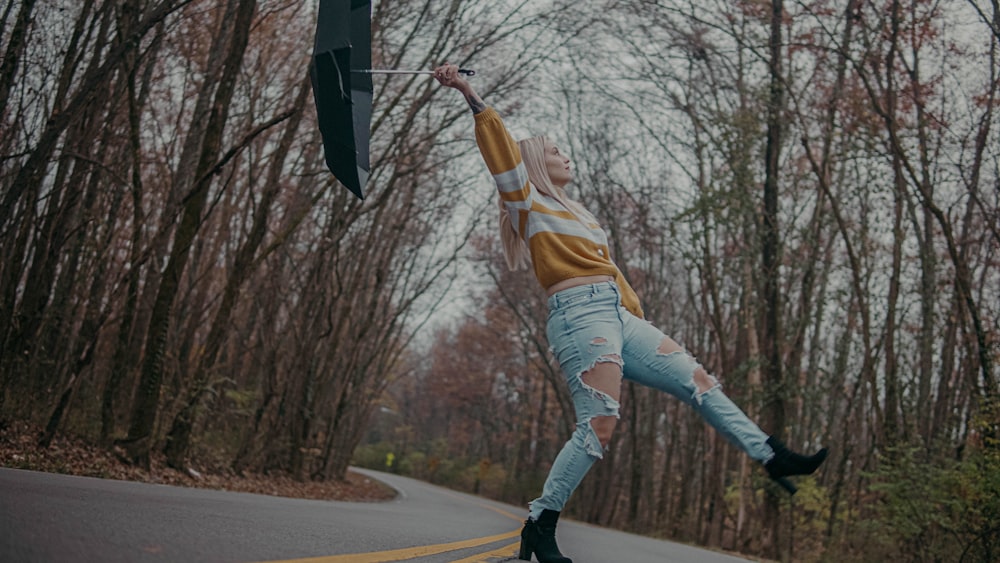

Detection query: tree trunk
xmin=101 ymin=11 xmax=165 ymax=443
xmin=760 ymin=0 xmax=786 ymax=557
xmin=883 ymin=124 xmax=905 ymax=444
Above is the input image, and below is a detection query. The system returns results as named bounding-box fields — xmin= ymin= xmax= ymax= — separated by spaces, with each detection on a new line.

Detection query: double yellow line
xmin=260 ymin=498 xmax=523 ymax=563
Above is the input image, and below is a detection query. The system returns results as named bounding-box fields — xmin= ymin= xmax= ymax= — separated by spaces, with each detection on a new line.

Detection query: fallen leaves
xmin=0 ymin=421 xmax=396 ymax=503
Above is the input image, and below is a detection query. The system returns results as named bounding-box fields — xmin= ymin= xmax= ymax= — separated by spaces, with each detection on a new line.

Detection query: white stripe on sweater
xmin=493 ymin=163 xmax=529 ymax=194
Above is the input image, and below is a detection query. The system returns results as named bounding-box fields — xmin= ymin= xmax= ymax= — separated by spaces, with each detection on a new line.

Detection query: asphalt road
xmin=0 ymin=467 xmax=752 ymax=562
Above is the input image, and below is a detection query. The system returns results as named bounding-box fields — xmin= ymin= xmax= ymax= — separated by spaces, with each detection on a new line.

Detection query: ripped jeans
xmin=528 ymin=281 xmax=774 ymax=519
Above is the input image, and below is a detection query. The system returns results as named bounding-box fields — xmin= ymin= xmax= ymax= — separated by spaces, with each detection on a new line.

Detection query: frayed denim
xmin=528 ymin=281 xmax=774 ymax=519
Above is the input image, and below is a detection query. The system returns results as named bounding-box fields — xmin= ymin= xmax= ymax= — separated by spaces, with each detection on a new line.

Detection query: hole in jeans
xmin=656 ymin=336 xmax=683 ymax=356
xmin=589 ymin=416 xmax=617 ymax=449
xmin=693 ymin=367 xmax=718 ymax=394
xmin=580 ymin=360 xmax=622 ymax=449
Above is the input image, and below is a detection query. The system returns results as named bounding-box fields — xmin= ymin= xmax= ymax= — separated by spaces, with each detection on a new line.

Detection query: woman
xmin=433 ymin=63 xmax=827 ymax=563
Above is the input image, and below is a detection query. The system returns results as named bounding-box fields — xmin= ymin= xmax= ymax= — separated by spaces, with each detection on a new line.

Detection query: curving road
xmin=0 ymin=467 xmax=752 ymax=562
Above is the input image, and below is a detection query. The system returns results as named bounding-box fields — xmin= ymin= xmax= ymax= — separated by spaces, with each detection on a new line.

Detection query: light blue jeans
xmin=528 ymin=281 xmax=775 ymax=519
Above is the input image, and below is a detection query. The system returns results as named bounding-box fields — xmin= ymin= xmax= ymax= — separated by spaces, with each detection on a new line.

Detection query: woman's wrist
xmin=460 ymin=85 xmax=486 ymax=114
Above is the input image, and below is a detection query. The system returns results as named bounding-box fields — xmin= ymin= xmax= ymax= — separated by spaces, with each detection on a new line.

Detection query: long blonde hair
xmin=500 ymin=135 xmax=595 ymax=271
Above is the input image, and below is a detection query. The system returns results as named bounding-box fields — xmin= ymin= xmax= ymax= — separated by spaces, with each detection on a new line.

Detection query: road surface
xmin=0 ymin=467 xmax=753 ymax=562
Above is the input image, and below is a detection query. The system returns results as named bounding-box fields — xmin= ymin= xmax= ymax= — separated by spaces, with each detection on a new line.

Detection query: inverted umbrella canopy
xmin=311 ymin=0 xmax=372 ymax=200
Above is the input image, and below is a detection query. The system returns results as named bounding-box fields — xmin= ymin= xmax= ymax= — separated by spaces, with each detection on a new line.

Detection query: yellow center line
xmin=255 ymin=529 xmax=520 ymax=563
xmin=449 ymin=540 xmax=521 ymax=563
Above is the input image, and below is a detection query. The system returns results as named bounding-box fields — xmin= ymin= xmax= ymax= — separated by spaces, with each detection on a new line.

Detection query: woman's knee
xmin=590 ymin=415 xmax=618 ymax=448
xmin=574 ymin=360 xmax=622 ymax=452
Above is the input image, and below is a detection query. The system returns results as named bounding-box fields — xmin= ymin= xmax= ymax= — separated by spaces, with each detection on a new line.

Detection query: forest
xmin=1 ymin=1 xmax=998 ymax=561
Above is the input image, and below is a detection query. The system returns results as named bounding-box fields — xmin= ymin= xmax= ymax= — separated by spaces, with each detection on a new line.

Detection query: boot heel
xmin=518 ymin=537 xmax=532 ymax=560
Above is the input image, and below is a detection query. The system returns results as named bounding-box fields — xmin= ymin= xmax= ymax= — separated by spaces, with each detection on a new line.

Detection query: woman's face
xmin=543 ymin=140 xmax=572 ymax=187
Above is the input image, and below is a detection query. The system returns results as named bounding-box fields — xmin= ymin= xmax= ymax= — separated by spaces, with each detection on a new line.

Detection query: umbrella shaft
xmin=353 ymin=69 xmax=432 ymax=75
xmin=353 ymin=68 xmax=475 ymax=76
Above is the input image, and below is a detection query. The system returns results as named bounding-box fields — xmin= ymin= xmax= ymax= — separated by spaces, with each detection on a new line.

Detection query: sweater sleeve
xmin=473 ymin=108 xmax=531 ymax=205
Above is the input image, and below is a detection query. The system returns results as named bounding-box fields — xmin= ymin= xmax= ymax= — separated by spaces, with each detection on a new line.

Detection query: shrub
xmin=856 ymin=444 xmax=1000 ymax=562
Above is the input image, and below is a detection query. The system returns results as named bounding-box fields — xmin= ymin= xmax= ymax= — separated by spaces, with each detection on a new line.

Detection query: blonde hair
xmin=499 ymin=135 xmax=595 ymax=271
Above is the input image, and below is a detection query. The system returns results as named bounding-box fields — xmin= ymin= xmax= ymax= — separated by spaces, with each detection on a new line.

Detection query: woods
xmin=0 ymin=0 xmax=497 ymax=480
xmin=1 ymin=1 xmax=998 ymax=561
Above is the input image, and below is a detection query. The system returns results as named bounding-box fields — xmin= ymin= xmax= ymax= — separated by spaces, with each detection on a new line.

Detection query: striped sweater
xmin=474 ymin=107 xmax=644 ymax=318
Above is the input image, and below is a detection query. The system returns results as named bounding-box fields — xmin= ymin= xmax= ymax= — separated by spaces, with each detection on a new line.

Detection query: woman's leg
xmin=528 ymin=361 xmax=621 ymax=519
xmin=531 ymin=283 xmax=625 ymax=519
xmin=619 ymin=311 xmax=774 ymax=463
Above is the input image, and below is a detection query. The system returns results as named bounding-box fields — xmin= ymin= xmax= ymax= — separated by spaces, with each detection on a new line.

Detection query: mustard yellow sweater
xmin=474 ymin=107 xmax=644 ymax=318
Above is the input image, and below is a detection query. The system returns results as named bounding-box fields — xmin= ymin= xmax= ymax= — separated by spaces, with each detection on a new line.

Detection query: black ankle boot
xmin=764 ymin=436 xmax=828 ymax=494
xmin=518 ymin=509 xmax=571 ymax=563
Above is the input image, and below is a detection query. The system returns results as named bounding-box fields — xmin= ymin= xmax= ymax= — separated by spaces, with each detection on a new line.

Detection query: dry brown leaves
xmin=0 ymin=421 xmax=396 ymax=502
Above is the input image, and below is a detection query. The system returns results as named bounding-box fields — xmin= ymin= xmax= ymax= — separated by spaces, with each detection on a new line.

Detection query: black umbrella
xmin=311 ymin=0 xmax=474 ymax=200
xmin=311 ymin=0 xmax=371 ymax=200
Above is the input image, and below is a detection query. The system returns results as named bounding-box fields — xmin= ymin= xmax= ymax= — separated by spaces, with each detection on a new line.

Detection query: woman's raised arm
xmin=434 ymin=63 xmax=531 ymax=215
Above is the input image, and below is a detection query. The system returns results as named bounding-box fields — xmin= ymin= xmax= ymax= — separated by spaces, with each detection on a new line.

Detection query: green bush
xmin=857 ymin=444 xmax=1000 ymax=562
